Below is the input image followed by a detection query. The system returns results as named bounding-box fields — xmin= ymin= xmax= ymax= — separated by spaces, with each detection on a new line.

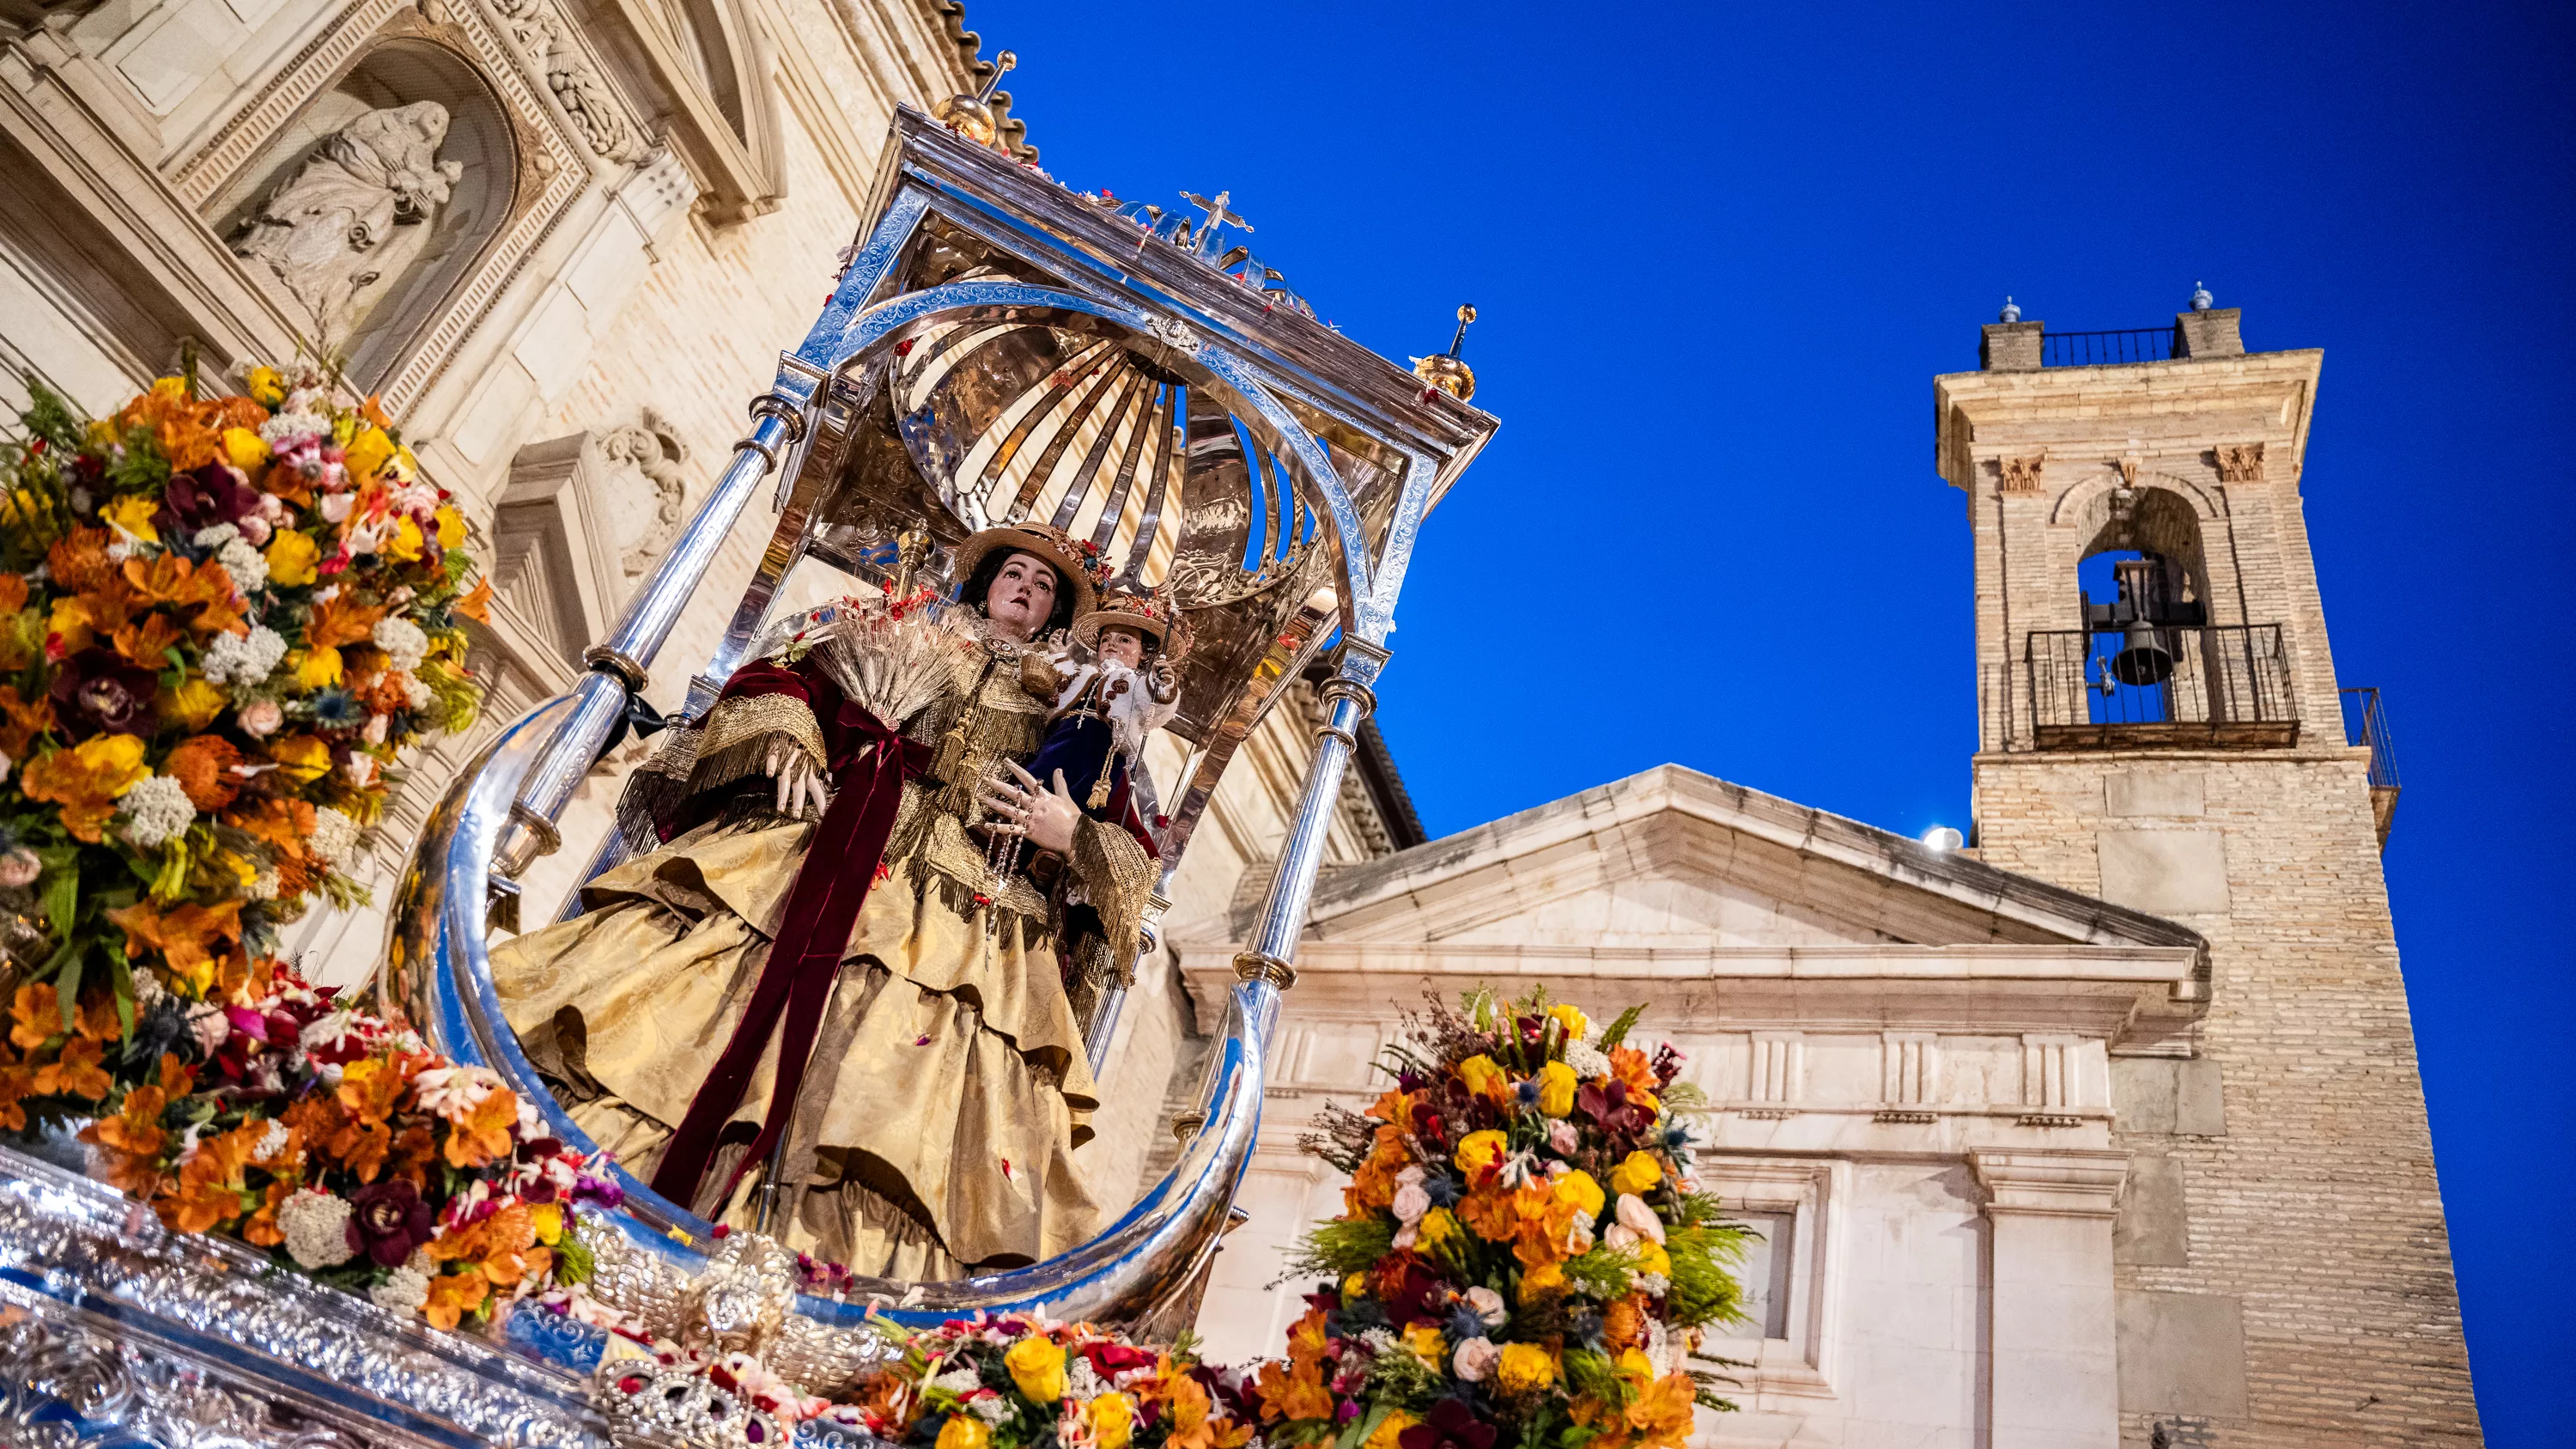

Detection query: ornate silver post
xmin=1234 ymin=644 xmax=1384 ymax=1010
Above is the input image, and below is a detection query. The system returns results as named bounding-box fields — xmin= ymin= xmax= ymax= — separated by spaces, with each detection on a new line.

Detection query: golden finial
xmin=1410 ymin=303 xmax=1478 ymax=402
xmin=930 ymin=48 xmax=1016 ymax=151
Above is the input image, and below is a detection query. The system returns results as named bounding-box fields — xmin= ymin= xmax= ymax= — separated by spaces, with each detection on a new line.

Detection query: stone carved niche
xmin=597 ymin=408 xmax=693 ymax=573
xmin=229 ymin=101 xmax=465 ymax=341
xmin=210 ymin=39 xmax=516 ymax=391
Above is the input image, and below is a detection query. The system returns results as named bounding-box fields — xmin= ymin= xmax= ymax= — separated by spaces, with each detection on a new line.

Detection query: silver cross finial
xmin=1181 ymin=191 xmax=1250 ymax=258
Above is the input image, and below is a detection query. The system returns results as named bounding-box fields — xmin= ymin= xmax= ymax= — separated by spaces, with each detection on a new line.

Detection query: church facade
xmin=0 ymin=0 xmax=2477 ymax=1440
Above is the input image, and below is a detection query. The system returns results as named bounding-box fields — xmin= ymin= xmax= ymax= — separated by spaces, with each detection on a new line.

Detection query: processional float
xmin=0 ymin=102 xmax=1492 ymax=1444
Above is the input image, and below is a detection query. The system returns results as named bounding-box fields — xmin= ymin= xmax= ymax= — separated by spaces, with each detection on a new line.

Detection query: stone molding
xmin=1997 ymin=453 xmax=2046 ymax=494
xmin=2212 ymin=441 xmax=2265 ymax=482
xmin=1971 ymin=1148 xmax=2129 ymax=1218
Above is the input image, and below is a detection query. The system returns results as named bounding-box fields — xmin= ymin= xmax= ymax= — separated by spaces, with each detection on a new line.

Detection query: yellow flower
xmin=46 ymin=596 xmax=95 ymax=655
xmin=935 ymin=1414 xmax=990 ymax=1449
xmin=268 ymin=735 xmax=332 ymax=784
xmin=21 ymin=734 xmax=149 ymax=843
xmin=386 ymin=515 xmax=424 ymax=563
xmin=1088 ymin=1392 xmax=1135 ymax=1449
xmin=1418 ymin=1206 xmax=1460 ymax=1249
xmin=1517 ymin=1261 xmax=1564 ymax=1305
xmin=343 ymin=427 xmax=395 ymax=483
xmin=1536 ymin=1060 xmax=1577 ymax=1117
xmin=530 ymin=1202 xmax=563 ymax=1245
xmin=295 ymin=646 xmax=342 ymax=690
xmin=1004 ymin=1335 xmax=1066 ymax=1403
xmin=1607 ymin=1151 xmax=1663 ymax=1197
xmin=1634 ymin=1239 xmax=1671 ymax=1278
xmin=1402 ymin=1323 xmax=1446 ymax=1362
xmin=264 ymin=530 xmax=319 ymax=588
xmin=1547 ymin=1004 xmax=1589 ymax=1042
xmin=1455 ymin=1129 xmax=1507 ymax=1176
xmin=1457 ymin=1055 xmax=1506 ymax=1101
xmin=102 ymin=494 xmax=159 ymax=544
xmin=1496 ymin=1342 xmax=1557 ymax=1394
xmin=1552 ymin=1169 xmax=1604 ymax=1221
xmin=1363 ymin=1411 xmax=1417 ymax=1449
xmin=160 ymin=677 xmax=227 ymax=731
xmin=245 ymin=368 xmax=285 ymax=408
xmin=1341 ymin=1271 xmax=1366 ymax=1306
xmin=433 ymin=505 xmax=465 ymax=549
xmin=221 ymin=428 xmax=270 ymax=471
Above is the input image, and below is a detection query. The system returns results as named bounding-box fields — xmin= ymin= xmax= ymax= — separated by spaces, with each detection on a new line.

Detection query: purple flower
xmin=346 ymin=1180 xmax=434 ymax=1268
xmin=49 ymin=648 xmax=160 ymax=738
xmin=164 ymin=464 xmax=261 ymax=535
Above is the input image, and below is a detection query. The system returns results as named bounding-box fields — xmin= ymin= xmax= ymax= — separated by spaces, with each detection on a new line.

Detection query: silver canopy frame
xmin=381 ymin=107 xmax=1496 ymax=1328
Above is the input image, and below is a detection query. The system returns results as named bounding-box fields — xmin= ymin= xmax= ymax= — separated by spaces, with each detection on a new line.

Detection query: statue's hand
xmin=764 ymin=738 xmax=832 ymax=821
xmin=980 ymin=762 xmax=1079 ymax=854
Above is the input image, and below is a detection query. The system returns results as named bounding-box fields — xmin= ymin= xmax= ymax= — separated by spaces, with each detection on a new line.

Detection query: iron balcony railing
xmin=2042 ymin=327 xmax=2177 ymax=367
xmin=2340 ymin=685 xmax=2401 ymax=844
xmin=2026 ymin=623 xmax=2299 ymax=749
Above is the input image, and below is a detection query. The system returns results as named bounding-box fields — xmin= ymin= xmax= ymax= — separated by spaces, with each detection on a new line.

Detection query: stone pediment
xmin=1273 ymin=764 xmax=2199 ymax=953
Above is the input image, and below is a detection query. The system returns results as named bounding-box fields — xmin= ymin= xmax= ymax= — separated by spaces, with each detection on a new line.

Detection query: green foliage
xmin=1594 ymin=1004 xmax=1646 ymax=1050
xmin=1560 ymin=1244 xmax=1637 ymax=1302
xmin=555 ymin=1224 xmax=598 ymax=1286
xmin=1364 ymin=1339 xmax=1445 ymax=1408
xmin=1286 ymin=1213 xmax=1395 ymax=1281
xmin=1663 ymin=1223 xmax=1753 ymax=1330
xmin=16 ymin=377 xmax=83 ymax=453
xmin=1561 ymin=1347 xmax=1631 ymax=1409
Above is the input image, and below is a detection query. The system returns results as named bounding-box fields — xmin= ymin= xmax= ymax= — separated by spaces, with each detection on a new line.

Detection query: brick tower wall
xmin=1939 ymin=321 xmax=2481 ymax=1447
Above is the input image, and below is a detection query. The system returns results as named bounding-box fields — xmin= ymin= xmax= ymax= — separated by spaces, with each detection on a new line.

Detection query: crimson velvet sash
xmin=649 ymin=660 xmax=934 ymax=1210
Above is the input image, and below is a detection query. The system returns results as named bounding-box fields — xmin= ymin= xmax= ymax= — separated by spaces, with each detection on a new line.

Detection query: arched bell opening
xmin=2069 ymin=482 xmax=2261 ymax=729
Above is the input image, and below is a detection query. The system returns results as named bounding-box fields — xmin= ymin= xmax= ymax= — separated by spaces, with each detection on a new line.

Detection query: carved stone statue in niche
xmin=598 ymin=408 xmax=692 ymax=574
xmin=230 ymin=101 xmax=465 ymax=338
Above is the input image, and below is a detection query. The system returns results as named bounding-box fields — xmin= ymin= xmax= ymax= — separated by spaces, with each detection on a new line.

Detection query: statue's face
xmin=1096 ymin=628 xmax=1145 ymax=669
xmin=984 ymin=551 xmax=1060 ymax=642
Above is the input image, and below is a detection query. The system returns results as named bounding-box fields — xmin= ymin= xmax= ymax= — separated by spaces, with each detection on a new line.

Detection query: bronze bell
xmin=2109 ymin=620 xmax=2177 ymax=686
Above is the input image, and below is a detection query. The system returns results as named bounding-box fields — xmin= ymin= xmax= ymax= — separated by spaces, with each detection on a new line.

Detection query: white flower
xmin=371 ymin=1266 xmax=432 ymax=1315
xmin=259 ymin=411 xmax=330 ymax=450
xmin=372 ymin=617 xmax=428 ymax=672
xmin=0 ymin=847 xmax=38 ymax=888
xmin=965 ymin=1394 xmax=1012 ymax=1425
xmin=238 ymin=699 xmax=283 ymax=738
xmin=411 ymin=1063 xmax=503 ymax=1121
xmin=319 ymin=493 xmax=355 ymax=525
xmin=301 ymin=1009 xmax=361 ymax=1056
xmin=193 ymin=523 xmax=239 ymax=548
xmin=391 ymin=668 xmax=432 ymax=710
xmin=1463 ymin=1286 xmax=1507 ymax=1328
xmin=1615 ymin=1192 xmax=1666 ymax=1245
xmin=1565 ymin=1040 xmax=1612 ymax=1080
xmin=278 ymin=1190 xmax=357 ymax=1269
xmin=308 ymin=807 xmax=361 ymax=868
xmin=362 ymin=714 xmax=389 ymax=745
xmin=1391 ymin=1183 xmax=1431 ymax=1226
xmin=118 ymin=774 xmax=197 ymax=849
xmin=131 ymin=970 xmax=165 ymax=1011
xmin=390 ymin=480 xmax=440 ymax=516
xmin=252 ymin=1118 xmax=290 ymax=1161
xmin=217 ymin=538 xmax=268 ymax=594
xmin=1451 ymin=1336 xmax=1500 ymax=1383
xmin=341 ymin=753 xmax=378 ymax=788
xmin=1637 ymin=1272 xmax=1669 ymax=1298
xmin=185 ymin=1003 xmax=228 ymax=1055
xmin=1066 ymin=1357 xmax=1108 ymax=1403
xmin=928 ymin=1367 xmax=981 ymax=1396
xmin=200 ymin=626 xmax=287 ymax=686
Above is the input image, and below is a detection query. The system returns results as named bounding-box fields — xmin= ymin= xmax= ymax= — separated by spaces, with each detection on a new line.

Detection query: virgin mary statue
xmin=489 ymin=522 xmax=1161 ymax=1278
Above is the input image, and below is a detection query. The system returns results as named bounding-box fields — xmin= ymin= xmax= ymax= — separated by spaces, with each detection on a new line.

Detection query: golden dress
xmin=489 ymin=606 xmax=1157 ymax=1277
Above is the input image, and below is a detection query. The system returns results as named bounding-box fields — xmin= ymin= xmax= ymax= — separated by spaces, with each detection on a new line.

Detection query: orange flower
xmin=306 ymin=593 xmax=386 ymax=650
xmin=0 ymin=686 xmax=50 ymax=760
xmin=422 ymin=1270 xmax=489 ymax=1330
xmin=159 ymin=1124 xmax=255 ymax=1234
xmin=1608 ymin=1046 xmax=1660 ymax=1105
xmin=47 ymin=528 xmax=112 ymax=594
xmin=1459 ymin=1184 xmax=1518 ymax=1242
xmin=21 ymin=734 xmax=150 ymax=842
xmin=162 ymin=734 xmax=244 ymax=812
xmin=1249 ymin=1358 xmax=1333 ymax=1423
xmin=224 ymin=795 xmax=315 ymax=856
xmin=0 ymin=573 xmax=24 ymax=614
xmin=1602 ymin=1293 xmax=1650 ymax=1353
xmin=105 ymin=898 xmax=243 ymax=995
xmin=443 ymin=1087 xmax=519 ymax=1169
xmin=73 ymin=988 xmax=119 ymax=1042
xmin=111 ymin=612 xmax=185 ymax=667
xmin=0 ymin=1065 xmax=33 ymax=1132
xmin=122 ymin=555 xmax=243 ymax=637
xmin=267 ymin=735 xmax=332 ymax=785
xmin=1621 ymin=1373 xmax=1698 ymax=1449
xmin=453 ymin=576 xmax=492 ymax=623
xmin=33 ymin=1037 xmax=112 ymax=1100
xmin=242 ymin=1178 xmax=296 ymax=1247
xmin=85 ymin=1083 xmax=170 ymax=1160
xmin=9 ymin=984 xmax=60 ymax=1050
xmin=337 ymin=1056 xmax=408 ymax=1126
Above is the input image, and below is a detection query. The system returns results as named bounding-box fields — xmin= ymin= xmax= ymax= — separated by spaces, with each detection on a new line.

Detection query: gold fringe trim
xmin=1068 ymin=813 xmax=1157 ymax=971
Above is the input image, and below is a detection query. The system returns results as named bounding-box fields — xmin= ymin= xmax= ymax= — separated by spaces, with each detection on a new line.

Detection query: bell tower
xmin=1935 ymin=297 xmax=2479 ymax=1446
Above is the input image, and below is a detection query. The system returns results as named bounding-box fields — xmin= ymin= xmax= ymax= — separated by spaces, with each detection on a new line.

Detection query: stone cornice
xmin=1970 ymin=1148 xmax=2129 ymax=1218
xmin=1173 ymin=940 xmax=2196 ymax=1043
xmin=1932 ymin=348 xmax=2324 ymax=493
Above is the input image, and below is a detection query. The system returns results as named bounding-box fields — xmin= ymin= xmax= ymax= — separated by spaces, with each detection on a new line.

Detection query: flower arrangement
xmin=77 ymin=957 xmax=622 ymax=1329
xmin=849 ymin=1313 xmax=1255 ymax=1449
xmin=1254 ymin=992 xmax=1750 ymax=1449
xmin=0 ymin=367 xmax=487 ymax=1139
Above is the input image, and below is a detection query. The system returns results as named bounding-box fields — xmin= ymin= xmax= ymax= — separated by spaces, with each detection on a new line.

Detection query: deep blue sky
xmin=969 ymin=0 xmax=2572 ymax=1436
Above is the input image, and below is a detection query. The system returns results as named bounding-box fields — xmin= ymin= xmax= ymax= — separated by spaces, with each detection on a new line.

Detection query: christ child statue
xmin=1024 ymin=590 xmax=1184 ymax=818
